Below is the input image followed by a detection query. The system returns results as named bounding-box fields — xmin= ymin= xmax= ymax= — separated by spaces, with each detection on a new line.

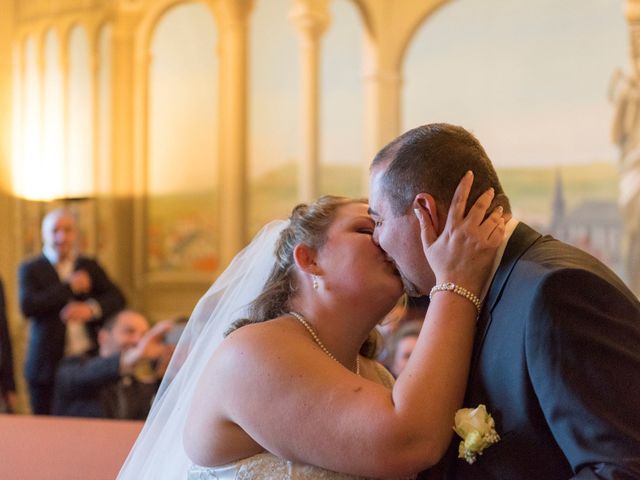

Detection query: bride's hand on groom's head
xmin=414 ymin=170 xmax=506 ymax=295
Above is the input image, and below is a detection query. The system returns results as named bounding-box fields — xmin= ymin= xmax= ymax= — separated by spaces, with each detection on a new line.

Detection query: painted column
xmin=109 ymin=9 xmax=140 ymax=294
xmin=358 ymin=0 xmax=449 ymax=191
xmin=289 ymin=0 xmax=330 ymax=202
xmin=215 ymin=0 xmax=254 ymax=266
xmin=362 ymin=51 xmax=402 ymax=161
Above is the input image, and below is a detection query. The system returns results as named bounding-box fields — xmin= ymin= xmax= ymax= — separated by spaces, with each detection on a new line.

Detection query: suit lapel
xmin=471 ymin=223 xmax=542 ymax=369
xmin=440 ymin=224 xmax=544 ymax=478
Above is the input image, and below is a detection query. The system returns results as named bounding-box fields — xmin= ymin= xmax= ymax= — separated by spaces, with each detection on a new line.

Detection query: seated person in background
xmin=377 ymin=295 xmax=429 ymax=369
xmin=388 ymin=320 xmax=423 ymax=378
xmin=52 ymin=310 xmax=173 ymax=420
xmin=0 ymin=277 xmax=17 ymax=413
xmin=19 ymin=208 xmax=126 ymax=414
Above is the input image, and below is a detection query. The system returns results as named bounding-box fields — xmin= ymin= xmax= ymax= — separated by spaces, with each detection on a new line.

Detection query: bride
xmin=118 ymin=173 xmax=504 ymax=479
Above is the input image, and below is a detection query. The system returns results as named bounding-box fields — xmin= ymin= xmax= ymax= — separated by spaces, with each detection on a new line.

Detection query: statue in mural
xmin=610 ymin=50 xmax=640 ymax=296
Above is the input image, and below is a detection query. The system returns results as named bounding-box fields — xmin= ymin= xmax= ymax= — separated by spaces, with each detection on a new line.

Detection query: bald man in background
xmin=19 ymin=208 xmax=126 ymax=414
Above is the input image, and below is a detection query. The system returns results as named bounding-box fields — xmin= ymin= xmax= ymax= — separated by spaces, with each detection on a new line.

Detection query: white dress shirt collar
xmin=479 ymin=217 xmax=520 ymax=302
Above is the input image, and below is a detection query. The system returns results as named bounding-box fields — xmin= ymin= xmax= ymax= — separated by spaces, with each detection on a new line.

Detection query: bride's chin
xmin=391 ymin=279 xmax=404 ymax=296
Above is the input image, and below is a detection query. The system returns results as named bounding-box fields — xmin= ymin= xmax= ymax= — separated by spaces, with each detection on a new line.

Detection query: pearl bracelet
xmin=429 ymin=282 xmax=482 ymax=315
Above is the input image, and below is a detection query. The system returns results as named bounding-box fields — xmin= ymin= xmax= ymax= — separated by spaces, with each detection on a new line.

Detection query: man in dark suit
xmin=0 ymin=277 xmax=16 ymax=413
xmin=53 ymin=310 xmax=173 ymax=419
xmin=19 ymin=208 xmax=126 ymax=415
xmin=369 ymin=123 xmax=640 ymax=478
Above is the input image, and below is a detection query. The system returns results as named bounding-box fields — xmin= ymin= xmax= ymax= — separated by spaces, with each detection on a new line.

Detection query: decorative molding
xmin=16 ymin=0 xmax=110 ymax=23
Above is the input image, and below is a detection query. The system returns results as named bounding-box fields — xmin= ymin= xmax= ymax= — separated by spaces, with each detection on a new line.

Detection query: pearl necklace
xmin=289 ymin=311 xmax=360 ymax=376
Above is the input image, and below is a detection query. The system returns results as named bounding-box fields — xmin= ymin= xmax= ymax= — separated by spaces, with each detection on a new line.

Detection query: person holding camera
xmin=52 ymin=310 xmax=174 ymax=420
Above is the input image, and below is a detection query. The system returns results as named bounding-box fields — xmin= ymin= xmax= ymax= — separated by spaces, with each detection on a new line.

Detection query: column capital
xmin=626 ymin=0 xmax=640 ymax=22
xmin=289 ymin=0 xmax=330 ymax=39
xmin=114 ymin=0 xmax=145 ymax=15
xmin=625 ymin=1 xmax=640 ymax=77
xmin=213 ymin=0 xmax=255 ymax=29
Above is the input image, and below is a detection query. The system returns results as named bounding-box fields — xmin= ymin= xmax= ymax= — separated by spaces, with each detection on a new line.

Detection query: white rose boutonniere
xmin=453 ymin=404 xmax=500 ymax=464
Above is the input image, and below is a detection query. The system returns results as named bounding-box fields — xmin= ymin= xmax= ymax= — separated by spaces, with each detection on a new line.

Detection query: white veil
xmin=118 ymin=220 xmax=288 ymax=479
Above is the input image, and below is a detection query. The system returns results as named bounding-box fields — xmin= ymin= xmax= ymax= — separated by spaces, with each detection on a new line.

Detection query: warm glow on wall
xmin=12 ymin=36 xmax=63 ymax=201
xmin=12 ymin=26 xmax=95 ymax=201
xmin=66 ymin=25 xmax=93 ymax=198
xmin=42 ymin=30 xmax=65 ymax=198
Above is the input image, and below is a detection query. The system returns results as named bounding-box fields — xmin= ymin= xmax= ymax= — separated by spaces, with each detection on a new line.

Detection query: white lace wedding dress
xmin=187 ymin=452 xmax=377 ymax=479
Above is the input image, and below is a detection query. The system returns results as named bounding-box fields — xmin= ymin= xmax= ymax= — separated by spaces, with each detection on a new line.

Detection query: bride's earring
xmin=312 ymin=275 xmax=319 ymax=290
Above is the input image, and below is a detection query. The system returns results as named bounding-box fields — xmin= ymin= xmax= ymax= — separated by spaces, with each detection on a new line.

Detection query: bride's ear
xmin=293 ymin=243 xmax=319 ymax=274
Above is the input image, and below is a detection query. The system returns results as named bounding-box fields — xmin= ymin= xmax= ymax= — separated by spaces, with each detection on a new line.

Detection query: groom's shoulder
xmin=508 ymin=244 xmax=635 ymax=313
xmin=513 ymin=223 xmax=611 ymax=274
xmin=503 ymin=223 xmax=633 ymax=298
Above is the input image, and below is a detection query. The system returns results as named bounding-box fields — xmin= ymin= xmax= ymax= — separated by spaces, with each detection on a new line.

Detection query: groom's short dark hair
xmin=371 ymin=123 xmax=511 ymax=217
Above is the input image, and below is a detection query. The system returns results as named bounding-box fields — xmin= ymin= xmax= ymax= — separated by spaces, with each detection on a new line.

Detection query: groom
xmin=368 ymin=123 xmax=640 ymax=479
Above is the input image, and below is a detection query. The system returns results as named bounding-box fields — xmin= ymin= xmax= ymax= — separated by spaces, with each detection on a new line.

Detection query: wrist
xmin=429 ymin=282 xmax=482 ymax=316
xmin=434 ymin=274 xmax=485 ymax=299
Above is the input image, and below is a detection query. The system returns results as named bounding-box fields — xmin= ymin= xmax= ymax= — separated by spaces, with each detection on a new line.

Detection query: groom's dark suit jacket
xmin=431 ymin=223 xmax=640 ymax=479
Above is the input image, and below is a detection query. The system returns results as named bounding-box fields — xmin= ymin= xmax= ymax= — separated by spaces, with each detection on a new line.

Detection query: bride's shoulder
xmin=214 ymin=316 xmax=306 ymax=365
xmin=224 ymin=316 xmax=301 ymax=343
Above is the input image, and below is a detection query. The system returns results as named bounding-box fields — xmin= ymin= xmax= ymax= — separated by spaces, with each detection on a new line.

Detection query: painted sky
xmin=146 ymin=0 xmax=630 ymax=192
xmin=248 ymin=0 xmax=629 ymax=176
xmin=403 ymin=0 xmax=629 ymax=167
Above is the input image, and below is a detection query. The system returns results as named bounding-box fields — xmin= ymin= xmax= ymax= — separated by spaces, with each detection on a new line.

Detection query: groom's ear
xmin=293 ymin=244 xmax=319 ymax=274
xmin=413 ymin=193 xmax=441 ymax=233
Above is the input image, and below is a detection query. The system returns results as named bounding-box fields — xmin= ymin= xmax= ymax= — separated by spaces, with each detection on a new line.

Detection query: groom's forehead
xmin=367 ymin=194 xmax=391 ymax=218
xmin=368 ymin=169 xmax=389 ymax=211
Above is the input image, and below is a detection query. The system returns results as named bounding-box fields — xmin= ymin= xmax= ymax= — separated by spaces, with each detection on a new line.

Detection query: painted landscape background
xmin=146 ymin=161 xmax=621 ymax=278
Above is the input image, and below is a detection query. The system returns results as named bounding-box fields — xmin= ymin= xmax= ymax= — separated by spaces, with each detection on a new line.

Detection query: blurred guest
xmin=52 ymin=310 xmax=173 ymax=419
xmin=377 ymin=295 xmax=429 ymax=369
xmin=19 ymin=208 xmax=126 ymax=414
xmin=0 ymin=277 xmax=16 ymax=413
xmin=388 ymin=320 xmax=423 ymax=378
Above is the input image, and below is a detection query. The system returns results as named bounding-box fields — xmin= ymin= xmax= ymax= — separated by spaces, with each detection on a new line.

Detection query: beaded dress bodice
xmin=188 ymin=452 xmax=379 ymax=480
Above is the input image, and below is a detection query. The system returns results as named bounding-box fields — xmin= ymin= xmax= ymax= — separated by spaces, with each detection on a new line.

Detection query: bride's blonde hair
xmin=227 ymin=195 xmax=380 ymax=358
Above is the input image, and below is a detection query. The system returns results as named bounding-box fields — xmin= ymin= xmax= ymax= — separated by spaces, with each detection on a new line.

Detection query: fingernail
xmin=496 ymin=206 xmax=503 ymax=213
xmin=466 ymin=170 xmax=473 ymax=178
